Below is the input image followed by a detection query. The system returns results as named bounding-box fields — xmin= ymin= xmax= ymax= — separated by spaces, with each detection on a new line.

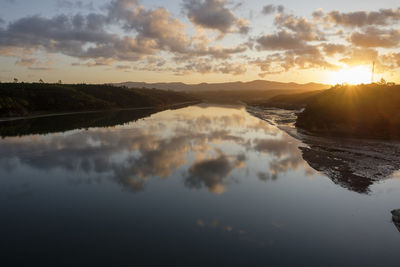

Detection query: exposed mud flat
xmin=247 ymin=106 xmax=400 ymax=194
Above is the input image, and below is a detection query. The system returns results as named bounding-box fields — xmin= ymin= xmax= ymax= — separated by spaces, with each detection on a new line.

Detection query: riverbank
xmin=0 ymin=101 xmax=199 ymax=137
xmin=0 ymin=101 xmax=199 ymax=122
xmin=0 ymin=83 xmax=198 ymax=118
xmin=246 ymin=105 xmax=400 ymax=193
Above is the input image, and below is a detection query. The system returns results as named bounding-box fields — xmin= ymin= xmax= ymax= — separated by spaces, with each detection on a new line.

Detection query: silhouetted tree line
xmin=0 ymin=83 xmax=198 ymax=117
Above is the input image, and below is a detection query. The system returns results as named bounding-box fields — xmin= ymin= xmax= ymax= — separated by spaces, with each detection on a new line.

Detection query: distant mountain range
xmin=114 ymin=80 xmax=330 ymax=92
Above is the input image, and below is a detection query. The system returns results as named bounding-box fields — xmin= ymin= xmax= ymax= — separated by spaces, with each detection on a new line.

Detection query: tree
xmin=39 ymin=79 xmax=44 ymax=83
xmin=379 ymin=78 xmax=387 ymax=85
xmin=13 ymin=78 xmax=18 ymax=83
xmin=58 ymin=80 xmax=62 ymax=84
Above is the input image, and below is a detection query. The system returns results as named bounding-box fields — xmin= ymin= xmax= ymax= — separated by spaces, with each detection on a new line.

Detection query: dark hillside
xmin=0 ymin=83 xmax=197 ymax=117
xmin=296 ymin=83 xmax=400 ymax=139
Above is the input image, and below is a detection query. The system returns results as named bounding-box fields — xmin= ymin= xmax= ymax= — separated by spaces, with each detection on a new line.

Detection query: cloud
xmin=1 ymin=0 xmax=400 ymax=77
xmin=250 ymin=46 xmax=338 ymax=78
xmin=262 ymin=5 xmax=284 ymax=15
xmin=186 ymin=44 xmax=247 ymax=59
xmin=72 ymin=58 xmax=115 ymax=67
xmin=380 ymin=52 xmax=400 ymax=69
xmin=56 ymin=0 xmax=95 ymax=10
xmin=348 ymin=27 xmax=400 ymax=48
xmin=0 ymin=14 xmax=114 ymax=59
xmin=15 ymin=57 xmax=36 ymax=67
xmin=274 ymin=13 xmax=324 ymax=41
xmin=183 ymin=0 xmax=249 ymax=34
xmin=173 ymin=58 xmax=248 ymax=76
xmin=321 ymin=43 xmax=347 ymax=56
xmin=0 ymin=0 xmax=250 ymax=76
xmin=0 ymin=0 xmax=192 ymax=65
xmin=108 ymin=1 xmax=191 ymax=53
xmin=339 ymin=47 xmax=379 ymax=67
xmin=318 ymin=8 xmax=400 ymax=27
xmin=115 ymin=65 xmax=131 ymax=70
xmin=28 ymin=67 xmax=53 ymax=71
xmin=257 ymin=30 xmax=308 ymax=50
xmin=218 ymin=62 xmax=246 ymax=75
xmin=253 ymin=6 xmax=400 ymax=76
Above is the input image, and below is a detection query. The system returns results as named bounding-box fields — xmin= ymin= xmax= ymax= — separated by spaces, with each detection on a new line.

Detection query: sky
xmin=0 ymin=0 xmax=400 ymax=84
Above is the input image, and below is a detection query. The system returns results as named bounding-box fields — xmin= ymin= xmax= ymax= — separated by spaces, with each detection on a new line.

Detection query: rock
xmin=391 ymin=209 xmax=400 ymax=222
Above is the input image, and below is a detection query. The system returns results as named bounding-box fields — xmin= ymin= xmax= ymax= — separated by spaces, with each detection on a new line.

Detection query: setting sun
xmin=329 ymin=66 xmax=373 ymax=85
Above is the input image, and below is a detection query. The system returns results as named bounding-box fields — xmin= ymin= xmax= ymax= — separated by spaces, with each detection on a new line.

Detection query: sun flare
xmin=329 ymin=66 xmax=372 ymax=85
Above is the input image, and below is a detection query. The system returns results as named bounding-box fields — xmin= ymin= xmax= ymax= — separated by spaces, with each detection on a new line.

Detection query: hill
xmin=115 ymin=80 xmax=329 ymax=92
xmin=296 ymin=83 xmax=400 ymax=139
xmin=0 ymin=83 xmax=197 ymax=118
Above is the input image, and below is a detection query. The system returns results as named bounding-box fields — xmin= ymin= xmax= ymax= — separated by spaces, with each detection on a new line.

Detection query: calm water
xmin=1 ymin=104 xmax=399 ymax=266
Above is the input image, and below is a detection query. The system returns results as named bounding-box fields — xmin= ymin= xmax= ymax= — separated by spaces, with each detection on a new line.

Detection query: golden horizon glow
xmin=329 ymin=65 xmax=373 ymax=85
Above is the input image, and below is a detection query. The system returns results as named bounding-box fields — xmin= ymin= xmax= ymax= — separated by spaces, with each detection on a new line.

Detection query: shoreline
xmin=246 ymin=105 xmax=400 ymax=193
xmin=0 ymin=101 xmax=200 ymax=122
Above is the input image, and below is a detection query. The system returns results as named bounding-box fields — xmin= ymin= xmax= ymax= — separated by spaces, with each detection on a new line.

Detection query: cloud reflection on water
xmin=0 ymin=105 xmax=314 ymax=194
xmin=185 ymin=152 xmax=246 ymax=194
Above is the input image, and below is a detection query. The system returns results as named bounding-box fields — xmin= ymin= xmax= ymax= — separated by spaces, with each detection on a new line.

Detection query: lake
xmin=1 ymin=104 xmax=399 ymax=266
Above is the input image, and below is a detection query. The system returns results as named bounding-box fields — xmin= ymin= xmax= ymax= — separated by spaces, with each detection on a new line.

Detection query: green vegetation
xmin=0 ymin=83 xmax=197 ymax=117
xmin=296 ymin=83 xmax=400 ymax=139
